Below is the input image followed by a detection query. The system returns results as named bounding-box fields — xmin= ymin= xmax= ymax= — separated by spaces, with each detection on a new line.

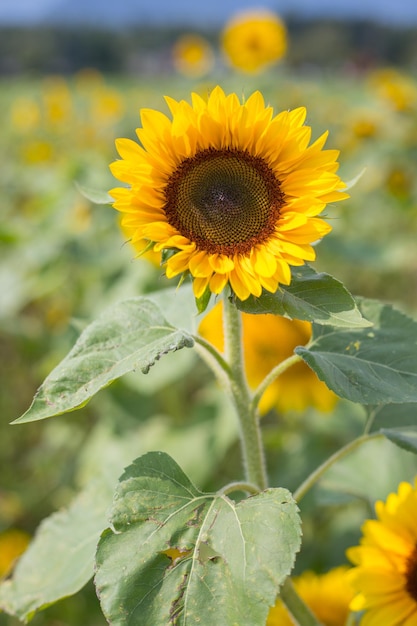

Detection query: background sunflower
xmin=198 ymin=300 xmax=337 ymax=414
xmin=221 ymin=9 xmax=288 ymax=73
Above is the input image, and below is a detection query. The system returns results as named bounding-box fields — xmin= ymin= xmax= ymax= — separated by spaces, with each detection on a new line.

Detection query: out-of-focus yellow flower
xmin=368 ymin=68 xmax=417 ymax=112
xmin=172 ymin=34 xmax=215 ymax=77
xmin=44 ymin=297 xmax=72 ymax=331
xmin=70 ymin=197 xmax=92 ymax=233
xmin=0 ymin=529 xmax=30 ymax=578
xmin=21 ymin=139 xmax=54 ymax=164
xmin=42 ymin=75 xmax=73 ymax=128
xmin=267 ymin=567 xmax=354 ymax=626
xmin=198 ymin=301 xmax=337 ymax=414
xmin=385 ymin=166 xmax=413 ymax=200
xmin=88 ymin=86 xmax=125 ymax=126
xmin=74 ymin=67 xmax=105 ymax=91
xmin=351 ymin=115 xmax=379 ymax=139
xmin=10 ymin=97 xmax=41 ymax=132
xmin=221 ymin=9 xmax=287 ymax=73
xmin=347 ymin=479 xmax=417 ymax=625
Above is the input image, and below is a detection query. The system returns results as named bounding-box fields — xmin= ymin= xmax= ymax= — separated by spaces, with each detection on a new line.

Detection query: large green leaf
xmin=13 ymin=298 xmax=194 ymax=423
xmin=381 ymin=427 xmax=417 ymax=455
xmin=236 ymin=265 xmax=370 ymax=328
xmin=0 ymin=476 xmax=114 ymax=623
xmin=369 ymin=403 xmax=417 ymax=431
xmin=296 ymin=298 xmax=417 ymax=405
xmin=95 ymin=452 xmax=301 ymax=626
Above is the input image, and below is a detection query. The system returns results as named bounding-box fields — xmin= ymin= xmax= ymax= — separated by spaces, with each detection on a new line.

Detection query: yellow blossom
xmin=110 ymin=87 xmax=348 ymax=301
xmin=347 ymin=478 xmax=417 ymax=626
xmin=267 ymin=567 xmax=354 ymax=626
xmin=221 ymin=9 xmax=287 ymax=73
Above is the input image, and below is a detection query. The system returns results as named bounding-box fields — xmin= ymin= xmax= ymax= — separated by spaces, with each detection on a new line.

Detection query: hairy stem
xmin=222 ymin=292 xmax=268 ymax=490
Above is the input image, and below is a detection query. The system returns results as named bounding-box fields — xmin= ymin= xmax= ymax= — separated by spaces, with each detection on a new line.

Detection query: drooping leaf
xmin=296 ymin=298 xmax=417 ymax=405
xmin=13 ymin=298 xmax=194 ymax=423
xmin=75 ymin=182 xmax=113 ymax=205
xmin=0 ymin=476 xmax=114 ymax=623
xmin=236 ymin=265 xmax=370 ymax=328
xmin=95 ymin=451 xmax=301 ymax=626
xmin=381 ymin=427 xmax=417 ymax=455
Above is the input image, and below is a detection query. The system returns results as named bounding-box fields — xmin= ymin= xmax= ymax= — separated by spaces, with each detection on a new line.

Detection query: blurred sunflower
xmin=198 ymin=301 xmax=337 ymax=414
xmin=0 ymin=528 xmax=30 ymax=578
xmin=347 ymin=479 xmax=417 ymax=625
xmin=172 ymin=34 xmax=215 ymax=77
xmin=10 ymin=97 xmax=40 ymax=132
xmin=368 ymin=68 xmax=417 ymax=112
xmin=221 ymin=9 xmax=287 ymax=73
xmin=267 ymin=567 xmax=354 ymax=625
xmin=110 ymin=87 xmax=347 ymax=301
xmin=42 ymin=76 xmax=73 ymax=129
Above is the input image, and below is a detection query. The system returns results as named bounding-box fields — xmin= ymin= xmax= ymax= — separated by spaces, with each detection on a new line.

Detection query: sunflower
xmin=110 ymin=86 xmax=348 ymax=302
xmin=198 ymin=300 xmax=337 ymax=414
xmin=347 ymin=479 xmax=417 ymax=625
xmin=172 ymin=34 xmax=215 ymax=78
xmin=0 ymin=529 xmax=30 ymax=578
xmin=368 ymin=67 xmax=417 ymax=112
xmin=267 ymin=567 xmax=354 ymax=626
xmin=221 ymin=9 xmax=287 ymax=73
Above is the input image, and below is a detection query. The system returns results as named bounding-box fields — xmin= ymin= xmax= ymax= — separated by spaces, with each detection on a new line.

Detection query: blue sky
xmin=2 ymin=0 xmax=417 ymax=25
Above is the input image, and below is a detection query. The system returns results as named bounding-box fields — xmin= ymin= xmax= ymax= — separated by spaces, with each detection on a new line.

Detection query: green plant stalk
xmin=222 ymin=292 xmax=268 ymax=491
xmin=279 ymin=578 xmax=323 ymax=626
xmin=204 ymin=292 xmax=333 ymax=625
xmin=293 ymin=431 xmax=383 ymax=502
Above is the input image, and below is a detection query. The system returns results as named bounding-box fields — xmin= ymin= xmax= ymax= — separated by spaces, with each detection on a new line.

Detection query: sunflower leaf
xmin=380 ymin=427 xmax=417 ymax=455
xmin=296 ymin=298 xmax=417 ymax=405
xmin=95 ymin=451 xmax=301 ymax=626
xmin=13 ymin=298 xmax=194 ymax=423
xmin=0 ymin=475 xmax=114 ymax=622
xmin=235 ymin=265 xmax=370 ymax=328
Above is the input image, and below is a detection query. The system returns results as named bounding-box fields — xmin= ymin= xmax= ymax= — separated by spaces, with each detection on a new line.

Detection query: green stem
xmin=218 ymin=481 xmax=260 ymax=496
xmin=279 ymin=578 xmax=323 ymax=626
xmin=293 ymin=431 xmax=383 ymax=502
xmin=222 ymin=292 xmax=268 ymax=490
xmin=363 ymin=406 xmax=379 ymax=435
xmin=251 ymin=353 xmax=303 ymax=412
xmin=193 ymin=335 xmax=232 ymax=381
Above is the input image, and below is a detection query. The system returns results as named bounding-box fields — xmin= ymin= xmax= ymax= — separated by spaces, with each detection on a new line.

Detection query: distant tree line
xmin=1 ymin=18 xmax=417 ymax=75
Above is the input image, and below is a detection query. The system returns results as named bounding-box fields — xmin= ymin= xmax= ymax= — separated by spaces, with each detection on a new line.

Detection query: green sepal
xmin=195 ymin=285 xmax=212 ymax=314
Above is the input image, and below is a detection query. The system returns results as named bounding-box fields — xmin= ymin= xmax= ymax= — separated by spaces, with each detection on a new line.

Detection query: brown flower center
xmin=406 ymin=546 xmax=417 ymax=601
xmin=163 ymin=148 xmax=284 ymax=256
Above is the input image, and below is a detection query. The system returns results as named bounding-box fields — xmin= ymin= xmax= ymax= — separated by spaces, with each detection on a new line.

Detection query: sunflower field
xmin=1 ymin=9 xmax=417 ymax=626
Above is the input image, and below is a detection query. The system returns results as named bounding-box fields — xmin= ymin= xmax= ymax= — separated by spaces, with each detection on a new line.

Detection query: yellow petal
xmin=209 ymin=272 xmax=229 ymax=294
xmin=189 ymin=250 xmax=213 ymax=277
xmin=208 ymin=254 xmax=235 ymax=273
